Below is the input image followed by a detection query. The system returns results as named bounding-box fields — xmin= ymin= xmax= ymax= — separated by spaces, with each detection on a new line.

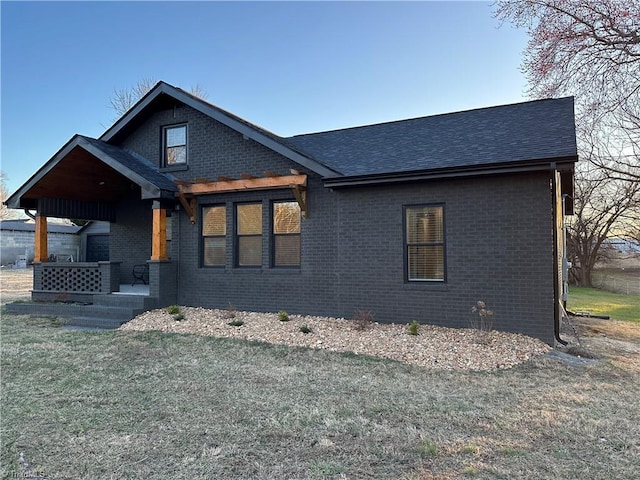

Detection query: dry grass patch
xmin=2 ymin=312 xmax=640 ymax=479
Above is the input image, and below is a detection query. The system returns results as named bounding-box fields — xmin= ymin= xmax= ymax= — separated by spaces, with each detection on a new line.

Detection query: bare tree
xmin=1 ymin=171 xmax=18 ymax=220
xmin=109 ymin=78 xmax=209 ymax=119
xmin=494 ymin=0 xmax=640 ymax=182
xmin=567 ymin=163 xmax=640 ymax=287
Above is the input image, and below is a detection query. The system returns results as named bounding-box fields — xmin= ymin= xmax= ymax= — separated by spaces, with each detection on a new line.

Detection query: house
xmin=4 ymin=81 xmax=578 ymax=344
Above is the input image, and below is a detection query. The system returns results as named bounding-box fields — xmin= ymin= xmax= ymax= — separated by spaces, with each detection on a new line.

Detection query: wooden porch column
xmin=151 ymin=202 xmax=168 ymax=261
xmin=34 ymin=214 xmax=48 ymax=262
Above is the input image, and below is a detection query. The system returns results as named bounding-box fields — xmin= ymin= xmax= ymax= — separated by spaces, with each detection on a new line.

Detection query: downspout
xmin=24 ymin=209 xmax=36 ymax=220
xmin=551 ymin=165 xmax=568 ymax=346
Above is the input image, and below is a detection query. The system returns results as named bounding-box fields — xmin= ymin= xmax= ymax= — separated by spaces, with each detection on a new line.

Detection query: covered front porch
xmin=4 ymin=135 xmax=180 ymax=317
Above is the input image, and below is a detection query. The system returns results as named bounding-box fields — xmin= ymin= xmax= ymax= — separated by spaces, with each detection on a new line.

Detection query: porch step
xmin=93 ymin=293 xmax=157 ymax=310
xmin=4 ymin=302 xmax=143 ymax=329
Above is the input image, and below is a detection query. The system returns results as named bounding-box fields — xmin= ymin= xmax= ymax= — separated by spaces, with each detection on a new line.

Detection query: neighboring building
xmin=4 ymin=82 xmax=578 ymax=344
xmin=0 ymin=219 xmax=81 ymax=266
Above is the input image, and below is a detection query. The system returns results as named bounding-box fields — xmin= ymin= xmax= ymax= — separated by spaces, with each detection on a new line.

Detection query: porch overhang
xmin=5 ymin=135 xmax=177 ymax=220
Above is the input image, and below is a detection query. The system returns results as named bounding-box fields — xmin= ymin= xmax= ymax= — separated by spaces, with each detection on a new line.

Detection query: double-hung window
xmin=163 ymin=124 xmax=187 ymax=166
xmin=202 ymin=206 xmax=226 ymax=266
xmin=405 ymin=205 xmax=445 ymax=281
xmin=272 ymin=201 xmax=301 ymax=267
xmin=236 ymin=203 xmax=262 ymax=266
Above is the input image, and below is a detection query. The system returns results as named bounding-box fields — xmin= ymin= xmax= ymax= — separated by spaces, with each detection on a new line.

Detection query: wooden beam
xmin=194 ymin=177 xmax=214 ymax=184
xmin=34 ymin=214 xmax=48 ymax=262
xmin=179 ymin=174 xmax=307 ymax=196
xmin=173 ymin=179 xmax=193 ymax=186
xmin=177 ymin=191 xmax=197 ymax=224
xmin=151 ymin=207 xmax=168 ymax=261
xmin=291 ymin=185 xmax=308 ymax=219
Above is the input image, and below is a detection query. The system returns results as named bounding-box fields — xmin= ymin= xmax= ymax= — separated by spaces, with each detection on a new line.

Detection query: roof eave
xmin=4 ymin=135 xmax=176 ymax=209
xmin=4 ymin=136 xmax=82 ymax=209
xmin=322 ymin=156 xmax=578 ymax=188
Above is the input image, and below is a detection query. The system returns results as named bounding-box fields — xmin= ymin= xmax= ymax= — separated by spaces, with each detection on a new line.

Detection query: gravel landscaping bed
xmin=120 ymin=307 xmax=551 ymax=371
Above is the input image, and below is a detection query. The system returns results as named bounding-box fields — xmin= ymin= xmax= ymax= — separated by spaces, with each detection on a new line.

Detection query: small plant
xmin=278 ymin=311 xmax=290 ymax=322
xmin=418 ymin=439 xmax=438 ymax=458
xmin=407 ymin=320 xmax=420 ymax=336
xmin=299 ymin=324 xmax=312 ymax=334
xmin=470 ymin=300 xmax=494 ymax=344
xmin=353 ymin=309 xmax=375 ymax=331
xmin=228 ymin=319 xmax=244 ymax=327
xmin=173 ymin=313 xmax=184 ymax=322
xmin=166 ymin=305 xmax=180 ymax=315
xmin=223 ymin=303 xmax=237 ymax=319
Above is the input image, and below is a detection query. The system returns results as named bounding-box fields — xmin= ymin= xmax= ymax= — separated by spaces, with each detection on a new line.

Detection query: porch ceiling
xmin=6 ymin=135 xmax=178 ymax=212
xmin=21 ymin=146 xmax=137 ymax=203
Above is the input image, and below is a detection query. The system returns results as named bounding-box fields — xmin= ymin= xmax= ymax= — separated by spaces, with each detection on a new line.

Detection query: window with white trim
xmin=405 ymin=205 xmax=445 ymax=281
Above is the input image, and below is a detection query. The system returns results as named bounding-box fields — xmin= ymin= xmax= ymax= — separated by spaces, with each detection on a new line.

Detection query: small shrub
xmin=407 ymin=320 xmax=420 ymax=336
xmin=470 ymin=300 xmax=494 ymax=344
xmin=278 ymin=311 xmax=290 ymax=322
xmin=166 ymin=305 xmax=180 ymax=315
xmin=353 ymin=309 xmax=375 ymax=331
xmin=228 ymin=319 xmax=244 ymax=327
xmin=223 ymin=303 xmax=237 ymax=319
xmin=173 ymin=313 xmax=184 ymax=322
xmin=299 ymin=324 xmax=312 ymax=334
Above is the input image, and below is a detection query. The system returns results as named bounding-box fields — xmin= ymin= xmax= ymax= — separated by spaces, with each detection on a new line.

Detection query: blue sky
xmin=1 ymin=1 xmax=529 ymax=194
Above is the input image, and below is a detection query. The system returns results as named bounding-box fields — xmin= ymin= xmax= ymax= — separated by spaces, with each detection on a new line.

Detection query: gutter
xmin=322 ymin=157 xmax=577 ymax=188
xmin=551 ymin=163 xmax=568 ymax=346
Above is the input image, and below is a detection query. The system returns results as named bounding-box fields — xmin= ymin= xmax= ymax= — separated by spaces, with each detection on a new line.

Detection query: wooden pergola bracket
xmin=175 ymin=171 xmax=308 ymax=223
xmin=291 ymin=184 xmax=308 ymax=219
xmin=177 ymin=191 xmax=197 ymax=224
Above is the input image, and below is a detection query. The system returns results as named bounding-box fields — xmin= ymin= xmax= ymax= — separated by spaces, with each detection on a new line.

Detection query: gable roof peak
xmin=100 ymin=81 xmax=339 ymax=178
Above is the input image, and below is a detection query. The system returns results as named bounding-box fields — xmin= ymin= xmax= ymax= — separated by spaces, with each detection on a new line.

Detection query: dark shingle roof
xmin=78 ymin=136 xmax=178 ymax=194
xmin=0 ymin=219 xmax=81 ymax=234
xmin=285 ymin=97 xmax=577 ymax=177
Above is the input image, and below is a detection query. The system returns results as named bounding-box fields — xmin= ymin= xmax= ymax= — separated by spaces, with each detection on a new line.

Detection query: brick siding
xmin=115 ymin=103 xmax=556 ymax=344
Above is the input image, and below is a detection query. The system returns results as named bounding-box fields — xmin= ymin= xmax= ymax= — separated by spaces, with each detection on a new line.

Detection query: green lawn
xmin=567 ymin=287 xmax=640 ymax=322
xmin=2 ymin=313 xmax=640 ymax=479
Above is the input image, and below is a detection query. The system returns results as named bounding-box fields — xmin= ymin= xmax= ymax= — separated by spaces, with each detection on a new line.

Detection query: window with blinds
xmin=236 ymin=203 xmax=263 ymax=267
xmin=405 ymin=205 xmax=445 ymax=281
xmin=202 ymin=206 xmax=226 ymax=266
xmin=272 ymin=201 xmax=301 ymax=267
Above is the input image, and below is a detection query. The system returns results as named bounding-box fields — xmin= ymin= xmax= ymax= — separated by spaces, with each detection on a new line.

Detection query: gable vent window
xmin=405 ymin=205 xmax=446 ymax=282
xmin=163 ymin=124 xmax=187 ymax=166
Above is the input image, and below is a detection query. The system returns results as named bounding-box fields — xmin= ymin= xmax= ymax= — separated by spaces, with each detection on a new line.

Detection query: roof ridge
xmin=288 ymin=96 xmax=575 ymax=139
